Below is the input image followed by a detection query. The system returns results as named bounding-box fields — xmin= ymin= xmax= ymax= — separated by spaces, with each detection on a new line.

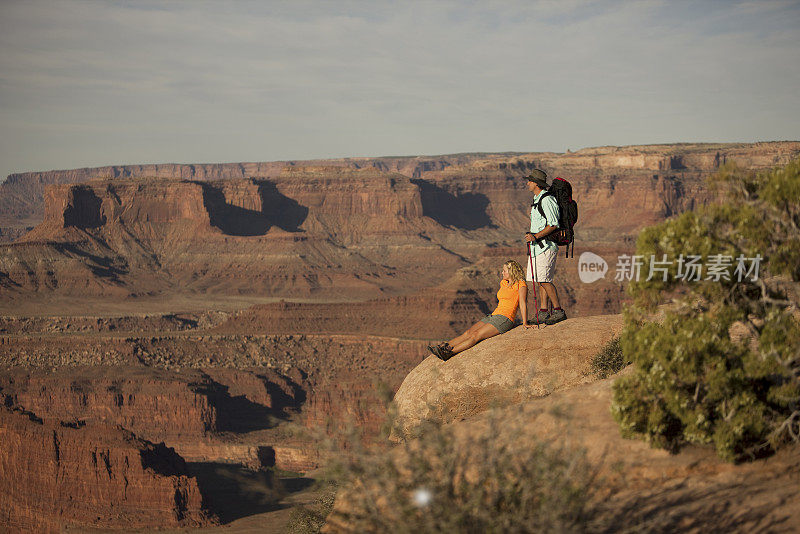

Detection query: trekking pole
xmin=527 ymin=241 xmax=540 ymax=330
xmin=533 ymin=241 xmax=542 ymax=326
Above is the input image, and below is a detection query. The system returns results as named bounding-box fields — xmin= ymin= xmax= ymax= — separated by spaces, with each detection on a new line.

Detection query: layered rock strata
xmin=0 ymin=367 xmax=305 ymax=443
xmin=3 ymin=142 xmax=798 ymax=233
xmin=0 ymin=405 xmax=210 ymax=532
xmin=0 ymin=173 xmax=467 ymax=300
xmin=4 ymin=142 xmax=798 ymax=317
xmin=0 ymin=329 xmax=428 ymax=472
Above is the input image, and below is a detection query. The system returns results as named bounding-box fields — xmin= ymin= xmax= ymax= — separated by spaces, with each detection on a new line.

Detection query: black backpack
xmin=532 ymin=177 xmax=578 ymax=258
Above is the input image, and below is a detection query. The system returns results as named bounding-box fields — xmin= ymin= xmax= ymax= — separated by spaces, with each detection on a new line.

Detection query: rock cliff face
xmin=3 ymin=142 xmax=799 ymax=315
xmin=0 ymin=171 xmax=470 ymax=300
xmin=1 ymin=370 xmax=218 ymax=440
xmin=3 ymin=142 xmax=798 ymax=239
xmin=0 ymin=366 xmax=308 ymax=443
xmin=0 ymin=327 xmax=428 ymax=471
xmin=0 ymin=320 xmax=430 ymax=530
xmin=0 ymin=405 xmax=210 ymax=532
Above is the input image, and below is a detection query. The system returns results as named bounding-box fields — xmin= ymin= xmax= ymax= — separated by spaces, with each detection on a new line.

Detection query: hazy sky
xmin=1 ymin=0 xmax=798 ymax=181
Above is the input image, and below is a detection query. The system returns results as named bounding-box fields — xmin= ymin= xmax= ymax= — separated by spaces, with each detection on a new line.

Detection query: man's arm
xmin=537 ymin=225 xmax=558 ymax=239
xmin=527 ymin=196 xmax=559 ymax=242
xmin=525 ymin=226 xmax=557 ymax=242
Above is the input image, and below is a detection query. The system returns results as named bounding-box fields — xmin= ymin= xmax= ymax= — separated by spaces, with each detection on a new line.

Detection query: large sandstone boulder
xmin=392 ymin=314 xmax=624 ymax=437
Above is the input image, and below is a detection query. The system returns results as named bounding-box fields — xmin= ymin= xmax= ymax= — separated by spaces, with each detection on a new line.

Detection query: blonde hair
xmin=504 ymin=260 xmax=525 ymax=285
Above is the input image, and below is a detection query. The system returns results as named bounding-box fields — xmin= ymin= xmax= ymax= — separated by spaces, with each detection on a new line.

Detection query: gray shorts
xmin=480 ymin=314 xmax=515 ymax=334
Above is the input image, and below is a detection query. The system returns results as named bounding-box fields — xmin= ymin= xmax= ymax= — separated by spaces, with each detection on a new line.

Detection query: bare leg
xmin=539 ymin=282 xmax=560 ymax=309
xmin=536 ymin=282 xmax=551 ymax=310
xmin=526 ymin=281 xmax=549 ymax=313
xmin=446 ymin=320 xmax=485 ymax=347
xmin=450 ymin=322 xmax=501 ymax=355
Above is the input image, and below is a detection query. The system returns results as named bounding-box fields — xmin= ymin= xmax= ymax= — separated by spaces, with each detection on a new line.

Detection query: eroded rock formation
xmin=0 ymin=328 xmax=428 ymax=472
xmin=3 ymin=142 xmax=799 ymax=318
xmin=0 ymin=172 xmax=468 ymax=300
xmin=3 ymin=142 xmax=799 ymax=235
xmin=0 ymin=405 xmax=211 ymax=532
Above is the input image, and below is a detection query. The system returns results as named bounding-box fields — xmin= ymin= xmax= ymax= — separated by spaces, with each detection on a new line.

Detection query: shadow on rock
xmin=591 ymin=479 xmax=790 ymax=533
xmin=257 ymin=180 xmax=308 ymax=232
xmin=63 ymin=186 xmax=106 ymax=229
xmin=200 ymin=180 xmax=308 ymax=236
xmin=187 ymin=461 xmax=285 ymax=524
xmin=411 ymin=178 xmax=492 ymax=230
xmin=191 ymin=376 xmax=287 ymax=433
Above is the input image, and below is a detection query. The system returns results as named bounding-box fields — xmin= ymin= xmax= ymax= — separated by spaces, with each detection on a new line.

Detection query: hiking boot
xmin=438 ymin=343 xmax=454 ymax=361
xmin=545 ymin=309 xmax=567 ymax=325
xmin=428 ymin=344 xmax=453 ymax=361
xmin=532 ymin=310 xmax=550 ymax=325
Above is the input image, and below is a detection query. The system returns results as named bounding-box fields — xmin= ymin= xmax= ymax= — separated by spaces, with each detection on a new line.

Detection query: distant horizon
xmin=2 ymin=1 xmax=799 ymax=183
xmin=4 ymin=138 xmax=799 ymax=182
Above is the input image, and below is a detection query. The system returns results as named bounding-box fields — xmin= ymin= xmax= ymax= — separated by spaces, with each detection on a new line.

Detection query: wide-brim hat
xmin=526 ymin=169 xmax=548 ymax=189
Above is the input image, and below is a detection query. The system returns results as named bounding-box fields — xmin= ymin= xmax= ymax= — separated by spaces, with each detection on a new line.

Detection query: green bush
xmin=325 ymin=414 xmax=596 ymax=533
xmin=611 ymin=159 xmax=800 ymax=462
xmin=590 ymin=336 xmax=627 ymax=379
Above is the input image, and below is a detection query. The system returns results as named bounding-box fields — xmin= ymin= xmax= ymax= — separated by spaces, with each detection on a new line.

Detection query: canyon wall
xmin=0 ymin=143 xmax=792 ymax=308
xmin=0 ymin=327 xmax=428 ymax=462
xmin=3 ymin=143 xmax=799 ymax=309
xmin=0 ymin=323 xmax=429 ymax=530
xmin=3 ymin=142 xmax=798 ymax=240
xmin=0 ymin=405 xmax=210 ymax=532
xmin=0 ymin=170 xmax=472 ymax=300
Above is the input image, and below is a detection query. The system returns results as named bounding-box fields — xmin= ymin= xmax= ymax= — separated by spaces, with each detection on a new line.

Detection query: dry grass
xmin=590 ymin=336 xmax=627 ymax=379
xmin=321 ymin=411 xmax=597 ymax=533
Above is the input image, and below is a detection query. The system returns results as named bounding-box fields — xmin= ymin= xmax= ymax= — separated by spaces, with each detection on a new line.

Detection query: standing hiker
xmin=525 ymin=169 xmax=567 ymax=325
xmin=428 ymin=260 xmax=528 ymax=361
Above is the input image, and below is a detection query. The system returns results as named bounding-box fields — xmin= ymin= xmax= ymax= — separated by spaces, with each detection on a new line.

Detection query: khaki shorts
xmin=480 ymin=314 xmax=515 ymax=333
xmin=526 ymin=247 xmax=557 ymax=283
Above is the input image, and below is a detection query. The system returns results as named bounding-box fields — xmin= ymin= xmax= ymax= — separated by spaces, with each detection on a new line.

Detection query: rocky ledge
xmin=392 ymin=314 xmax=624 ymax=437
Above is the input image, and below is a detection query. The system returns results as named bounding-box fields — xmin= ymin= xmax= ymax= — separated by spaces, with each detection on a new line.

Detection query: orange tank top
xmin=492 ymin=279 xmax=525 ymax=321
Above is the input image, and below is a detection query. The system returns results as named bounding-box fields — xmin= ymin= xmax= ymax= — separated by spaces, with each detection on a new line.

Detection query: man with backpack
xmin=524 ymin=169 xmax=567 ymax=325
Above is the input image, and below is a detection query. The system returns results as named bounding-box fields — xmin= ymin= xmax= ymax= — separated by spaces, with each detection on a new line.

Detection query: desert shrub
xmin=324 ymin=413 xmax=596 ymax=533
xmin=590 ymin=336 xmax=627 ymax=379
xmin=611 ymin=158 xmax=800 ymax=462
xmin=286 ymin=483 xmax=338 ymax=534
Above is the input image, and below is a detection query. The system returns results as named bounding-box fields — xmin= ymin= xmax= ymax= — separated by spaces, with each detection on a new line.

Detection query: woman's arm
xmin=519 ymin=281 xmax=529 ymax=328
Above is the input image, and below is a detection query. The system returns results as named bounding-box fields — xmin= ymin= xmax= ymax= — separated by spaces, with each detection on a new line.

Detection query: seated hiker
xmin=429 ymin=260 xmax=528 ymax=361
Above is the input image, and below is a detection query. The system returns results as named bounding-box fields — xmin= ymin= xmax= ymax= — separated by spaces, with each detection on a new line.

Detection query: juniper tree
xmin=611 ymin=158 xmax=800 ymax=461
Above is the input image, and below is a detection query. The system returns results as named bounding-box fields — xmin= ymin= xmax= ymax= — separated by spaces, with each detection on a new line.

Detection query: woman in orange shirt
xmin=429 ymin=260 xmax=529 ymax=361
